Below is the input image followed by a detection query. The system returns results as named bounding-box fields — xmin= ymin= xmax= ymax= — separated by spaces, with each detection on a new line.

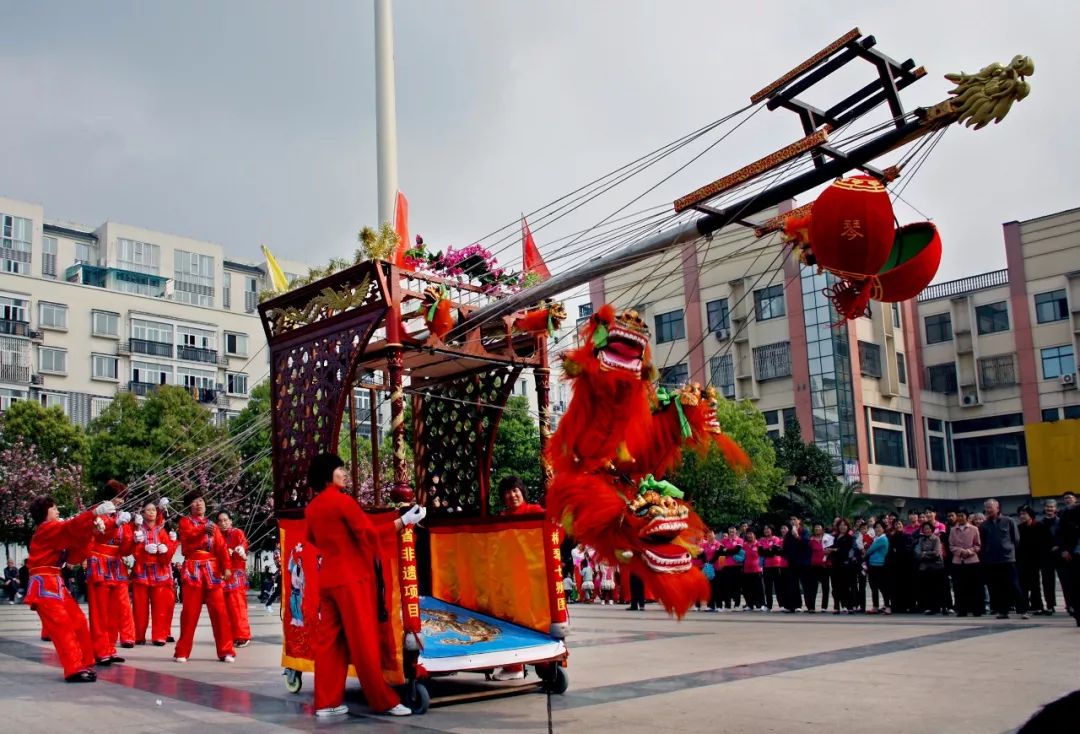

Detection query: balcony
xmin=188 ymin=386 xmax=220 ymax=404
xmin=128 ymin=381 xmax=160 ymax=397
xmin=0 ymin=319 xmax=30 ymax=337
xmin=123 ymin=338 xmax=174 ymax=358
xmin=178 ymin=345 xmax=220 ymax=365
xmin=918 ymin=269 xmax=1008 ymax=302
xmin=0 ymin=363 xmax=31 ymax=383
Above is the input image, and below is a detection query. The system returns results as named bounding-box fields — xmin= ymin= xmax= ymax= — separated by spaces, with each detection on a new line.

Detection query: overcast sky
xmin=1 ymin=1 xmax=1076 ymax=285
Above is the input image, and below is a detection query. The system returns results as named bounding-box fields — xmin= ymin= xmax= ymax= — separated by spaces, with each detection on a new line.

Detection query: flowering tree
xmin=0 ymin=441 xmax=86 ymax=547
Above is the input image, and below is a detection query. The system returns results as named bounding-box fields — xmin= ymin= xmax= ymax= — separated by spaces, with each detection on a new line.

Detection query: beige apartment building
xmin=583 ymin=204 xmax=1080 ymax=504
xmin=0 ymin=195 xmax=310 ymax=426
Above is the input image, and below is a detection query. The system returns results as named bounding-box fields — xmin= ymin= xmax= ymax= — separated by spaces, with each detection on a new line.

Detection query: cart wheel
xmin=284 ymin=668 xmax=302 ymax=694
xmin=405 ymin=682 xmax=430 ymax=714
xmin=541 ymin=666 xmax=568 ymax=695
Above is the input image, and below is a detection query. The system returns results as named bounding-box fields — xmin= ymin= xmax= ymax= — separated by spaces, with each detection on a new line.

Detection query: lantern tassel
xmin=825 ymin=279 xmax=875 ymax=323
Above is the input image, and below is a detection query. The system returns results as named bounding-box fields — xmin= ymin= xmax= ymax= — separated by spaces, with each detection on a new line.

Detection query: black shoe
xmin=120 ymin=642 xmax=135 ymax=649
xmin=95 ymin=657 xmax=112 ymax=667
xmin=152 ymin=641 xmax=166 ymax=647
xmin=110 ymin=656 xmax=125 ymax=663
xmin=41 ymin=637 xmax=52 ymax=642
xmin=996 ymin=614 xmax=1009 ymax=620
xmin=235 ymin=639 xmax=250 ymax=648
xmin=135 ymin=640 xmax=147 ymax=646
xmin=957 ymin=612 xmax=968 ymax=617
xmin=65 ymin=671 xmax=97 ymax=683
xmin=166 ymin=636 xmax=175 ymax=643
xmin=625 ymin=606 xmax=639 ymax=611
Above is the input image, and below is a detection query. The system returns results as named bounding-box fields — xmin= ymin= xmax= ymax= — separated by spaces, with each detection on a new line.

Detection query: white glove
xmin=95 ymin=501 xmax=117 ymax=516
xmin=117 ymin=511 xmax=132 ymax=525
xmin=168 ymin=531 xmax=177 ymax=542
xmin=155 ymin=544 xmax=168 ymax=555
xmin=93 ymin=517 xmax=106 ymax=533
xmin=134 ymin=514 xmax=144 ymax=527
xmin=134 ymin=530 xmax=146 ymax=543
xmin=122 ymin=556 xmax=135 ymax=569
xmin=158 ymin=497 xmax=170 ymax=510
xmin=401 ymin=505 xmax=427 ymax=527
xmin=237 ymin=547 xmax=247 ymax=560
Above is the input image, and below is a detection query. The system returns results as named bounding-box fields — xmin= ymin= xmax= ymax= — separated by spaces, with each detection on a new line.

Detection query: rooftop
xmin=917 ymin=269 xmax=1008 ymax=302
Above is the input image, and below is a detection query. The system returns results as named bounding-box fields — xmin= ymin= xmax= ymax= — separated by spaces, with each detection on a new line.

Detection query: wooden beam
xmin=750 ymin=28 xmax=861 ymax=104
xmin=674 ymin=128 xmax=829 ymax=213
xmin=755 ymin=202 xmax=813 ymax=238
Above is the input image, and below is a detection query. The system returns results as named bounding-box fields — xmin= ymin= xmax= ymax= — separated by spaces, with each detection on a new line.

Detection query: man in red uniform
xmin=86 ymin=483 xmax=135 ymax=666
xmin=26 ymin=496 xmax=118 ymax=682
xmin=304 ymin=453 xmax=422 ymax=718
xmin=132 ymin=499 xmax=178 ymax=646
xmin=173 ymin=490 xmax=235 ymax=663
xmin=217 ymin=510 xmax=251 ymax=647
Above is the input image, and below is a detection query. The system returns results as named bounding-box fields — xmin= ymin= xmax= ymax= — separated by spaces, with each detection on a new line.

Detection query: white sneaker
xmin=315 ymin=705 xmax=348 ymax=718
xmin=491 ymin=668 xmax=526 ymax=681
xmin=384 ymin=704 xmax=412 ymax=717
xmin=222 ymin=655 xmax=235 ymax=663
xmin=174 ymin=657 xmax=187 ymax=663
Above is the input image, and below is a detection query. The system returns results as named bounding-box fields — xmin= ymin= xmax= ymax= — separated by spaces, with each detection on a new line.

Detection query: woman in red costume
xmin=173 ymin=489 xmax=235 ymax=663
xmin=217 ymin=509 xmax=252 ymax=648
xmin=26 ymin=495 xmax=118 ymax=682
xmin=303 ymin=453 xmax=422 ymax=718
xmin=131 ymin=499 xmax=177 ymax=646
xmin=86 ymin=479 xmax=135 ymax=666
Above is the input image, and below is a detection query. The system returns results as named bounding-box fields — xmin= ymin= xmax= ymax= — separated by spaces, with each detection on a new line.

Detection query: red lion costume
xmin=545 ymin=305 xmax=749 ymax=617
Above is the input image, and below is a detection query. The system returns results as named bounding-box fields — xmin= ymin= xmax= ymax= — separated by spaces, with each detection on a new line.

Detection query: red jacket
xmin=27 ymin=510 xmax=96 ymax=570
xmin=133 ymin=521 xmax=178 ymax=585
xmin=87 ymin=516 xmax=135 ymax=584
xmin=304 ymin=488 xmax=384 ymax=590
xmin=223 ymin=527 xmax=249 ymax=571
xmin=742 ymin=541 xmax=763 ymax=573
xmin=760 ymin=535 xmax=787 ymax=568
xmin=178 ymin=515 xmax=229 ymax=570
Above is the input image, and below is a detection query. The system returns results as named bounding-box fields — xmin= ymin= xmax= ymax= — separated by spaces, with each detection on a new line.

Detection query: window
xmin=924 ymin=312 xmax=952 ymax=344
xmin=178 ymin=366 xmax=214 ymax=390
xmin=225 ymin=332 xmax=248 ymax=356
xmin=578 ymin=303 xmax=593 ymax=319
xmin=222 ymin=282 xmax=231 ymax=310
xmin=871 ymin=407 xmax=903 ymax=425
xmin=892 ymin=303 xmax=901 ymax=329
xmin=754 ymin=342 xmax=792 ymax=380
xmin=928 ymin=426 xmax=948 ymax=471
xmin=1043 ymin=408 xmax=1060 ymax=422
xmin=131 ymin=319 xmax=173 ymax=344
xmin=92 ymin=311 xmax=119 ymax=337
xmin=706 ymin=298 xmax=730 ymax=334
xmin=659 ymin=362 xmax=688 ymax=387
xmin=92 ymin=354 xmax=118 ymax=381
xmin=952 ymin=413 xmax=1023 ymax=433
xmin=858 ymin=341 xmax=882 ymax=378
xmin=954 ymin=433 xmax=1027 ymax=472
xmin=75 ymin=241 xmax=97 ymax=265
xmin=113 ymin=270 xmax=165 ymax=298
xmin=90 ymin=397 xmax=113 ymax=420
xmin=0 ymin=213 xmax=32 ymax=274
xmin=42 ymin=236 xmax=58 ymax=278
xmin=654 ymin=310 xmax=685 ymax=344
xmin=926 ymin=363 xmax=958 ymax=394
xmin=764 ymin=408 xmax=798 ymax=439
xmin=226 ymin=372 xmax=249 ymax=396
xmin=244 ymin=277 xmax=259 ymax=313
xmin=1041 ymin=345 xmax=1076 ymax=380
xmin=1034 ymin=289 xmax=1068 ymax=324
xmin=754 ymin=284 xmax=785 ymax=321
xmin=979 ymin=354 xmax=1017 ymax=389
xmin=174 ymin=250 xmax=216 ymax=307
xmin=39 ymin=392 xmax=68 ymax=414
xmin=927 ymin=418 xmax=944 ymax=432
xmin=38 ymin=302 xmax=68 ymax=330
xmin=178 ymin=326 xmax=215 ymax=350
xmin=975 ymin=301 xmax=1009 ymax=335
xmin=896 ymin=352 xmax=907 ymax=384
xmin=116 ymin=238 xmax=161 ymax=274
xmin=38 ymin=347 xmax=67 ymax=374
xmin=709 ymin=354 xmax=735 ymax=398
xmin=1 ymin=295 xmax=28 ymax=324
xmin=872 ymin=427 xmax=906 ymax=467
xmin=1066 ymin=406 xmax=1080 ymax=420
xmin=0 ymin=387 xmax=27 ymax=411
xmin=133 ymin=360 xmax=172 ymax=386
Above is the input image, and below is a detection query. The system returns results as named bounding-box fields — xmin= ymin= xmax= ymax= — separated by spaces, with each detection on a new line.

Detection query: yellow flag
xmin=261 ymin=244 xmax=290 ymax=292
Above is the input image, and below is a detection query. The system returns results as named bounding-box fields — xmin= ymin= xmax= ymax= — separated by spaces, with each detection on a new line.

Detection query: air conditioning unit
xmin=1061 ymin=373 xmax=1077 ymax=389
xmin=714 ymin=328 xmax=731 ymax=342
xmin=961 ymin=394 xmax=980 ymax=407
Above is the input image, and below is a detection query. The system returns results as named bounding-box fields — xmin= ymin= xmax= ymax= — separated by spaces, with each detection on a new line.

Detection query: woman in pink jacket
xmin=949 ymin=508 xmax=983 ymax=617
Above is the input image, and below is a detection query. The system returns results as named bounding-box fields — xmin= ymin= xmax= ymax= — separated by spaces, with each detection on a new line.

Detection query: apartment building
xmin=584 ymin=204 xmax=1080 ymax=503
xmin=0 ymin=195 xmax=310 ymax=426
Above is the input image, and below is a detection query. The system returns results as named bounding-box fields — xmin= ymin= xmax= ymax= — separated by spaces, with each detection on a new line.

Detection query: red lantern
xmin=826 ymin=222 xmax=942 ymax=320
xmin=809 ymin=175 xmax=895 ymax=279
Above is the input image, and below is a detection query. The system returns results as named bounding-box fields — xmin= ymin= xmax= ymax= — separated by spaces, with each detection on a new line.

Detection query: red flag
xmin=392 ymin=191 xmax=413 ymax=270
xmin=522 ymin=216 xmax=550 ymax=280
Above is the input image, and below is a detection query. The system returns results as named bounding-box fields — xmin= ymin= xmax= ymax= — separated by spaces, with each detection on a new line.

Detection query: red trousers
xmin=87 ymin=581 xmax=127 ymax=659
xmin=313 ymin=580 xmax=400 ymax=713
xmin=30 ymin=580 xmax=94 ymax=677
xmin=173 ymin=582 xmax=234 ymax=660
xmin=117 ymin=584 xmax=135 ymax=644
xmin=133 ymin=583 xmax=176 ymax=643
xmin=224 ymin=587 xmax=251 ymax=641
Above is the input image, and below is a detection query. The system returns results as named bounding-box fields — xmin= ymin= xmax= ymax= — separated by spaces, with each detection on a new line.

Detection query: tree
xmin=0 ymin=441 xmax=87 ymax=547
xmin=791 ymin=481 xmax=872 ymax=524
xmin=673 ymin=399 xmax=785 ymax=528
xmin=489 ymin=396 xmax=542 ymax=511
xmin=773 ymin=419 xmax=837 ymax=492
xmin=0 ymin=400 xmax=88 ymax=466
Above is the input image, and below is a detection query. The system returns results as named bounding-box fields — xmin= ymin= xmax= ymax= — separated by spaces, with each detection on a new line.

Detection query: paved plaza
xmin=1 ymin=597 xmax=1077 ymax=733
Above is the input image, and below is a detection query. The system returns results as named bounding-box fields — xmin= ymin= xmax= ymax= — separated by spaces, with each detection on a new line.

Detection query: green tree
xmin=773 ymin=419 xmax=837 ymax=492
xmin=229 ymin=381 xmax=275 ymax=545
xmin=489 ymin=396 xmax=542 ymax=511
xmin=791 ymin=481 xmax=871 ymax=523
xmin=0 ymin=400 xmax=88 ymax=466
xmin=673 ymin=399 xmax=785 ymax=528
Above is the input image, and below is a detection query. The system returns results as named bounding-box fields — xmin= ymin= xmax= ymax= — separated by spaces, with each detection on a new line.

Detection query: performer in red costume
xmin=131 ymin=499 xmax=178 ymax=646
xmin=86 ymin=479 xmax=135 ymax=665
xmin=217 ymin=510 xmax=251 ymax=647
xmin=304 ymin=453 xmax=421 ymax=718
xmin=25 ymin=496 xmax=118 ymax=682
xmin=173 ymin=490 xmax=235 ymax=663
